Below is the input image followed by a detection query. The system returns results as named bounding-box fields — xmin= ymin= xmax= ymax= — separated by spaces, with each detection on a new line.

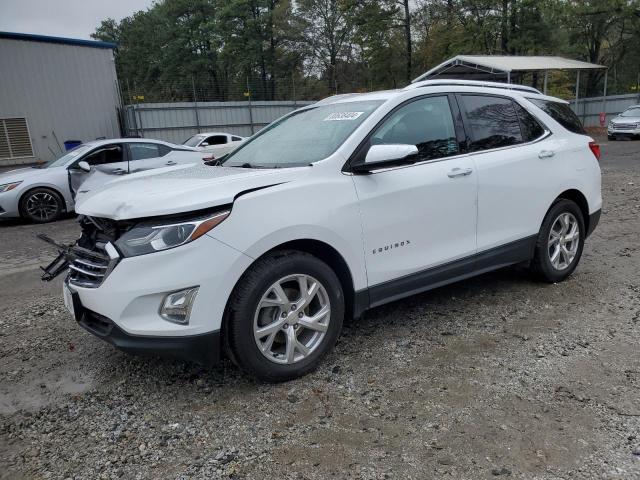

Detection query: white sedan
xmin=0 ymin=138 xmax=202 ymax=223
xmin=182 ymin=132 xmax=246 ymax=159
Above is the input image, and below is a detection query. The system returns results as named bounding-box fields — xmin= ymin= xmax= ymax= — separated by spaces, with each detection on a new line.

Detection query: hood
xmin=0 ymin=166 xmax=60 ymax=183
xmin=611 ymin=115 xmax=640 ymax=124
xmin=75 ymin=164 xmax=310 ymax=220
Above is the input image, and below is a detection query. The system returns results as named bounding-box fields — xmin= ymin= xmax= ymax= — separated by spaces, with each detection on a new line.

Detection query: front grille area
xmin=68 ymin=216 xmax=123 ymax=288
xmin=612 ymin=123 xmax=638 ymax=131
xmin=68 ymin=243 xmax=119 ymax=288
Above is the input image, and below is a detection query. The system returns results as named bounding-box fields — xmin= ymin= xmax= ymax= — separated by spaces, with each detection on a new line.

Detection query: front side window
xmin=528 ymin=98 xmax=586 ymax=135
xmin=129 ymin=143 xmax=163 ymax=160
xmin=513 ymin=102 xmax=546 ymax=142
xmin=82 ymin=145 xmax=123 ymax=166
xmin=369 ymin=96 xmax=459 ymax=162
xmin=223 ymin=100 xmax=383 ymax=168
xmin=460 ymin=95 xmax=523 ymax=151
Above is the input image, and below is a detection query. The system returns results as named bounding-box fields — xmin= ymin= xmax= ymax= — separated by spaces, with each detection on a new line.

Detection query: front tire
xmin=225 ymin=250 xmax=344 ymax=382
xmin=19 ymin=188 xmax=64 ymax=223
xmin=530 ymin=199 xmax=585 ymax=283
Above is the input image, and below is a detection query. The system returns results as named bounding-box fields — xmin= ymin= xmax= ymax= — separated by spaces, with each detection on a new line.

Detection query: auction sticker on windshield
xmin=323 ymin=112 xmax=364 ymax=121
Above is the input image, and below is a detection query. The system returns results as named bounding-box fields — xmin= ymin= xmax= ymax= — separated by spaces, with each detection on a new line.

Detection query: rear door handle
xmin=165 ymin=160 xmax=177 ymax=166
xmin=539 ymin=150 xmax=555 ymax=159
xmin=447 ymin=167 xmax=473 ymax=178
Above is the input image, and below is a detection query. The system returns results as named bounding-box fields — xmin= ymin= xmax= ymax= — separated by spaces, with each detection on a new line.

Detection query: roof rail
xmin=314 ymin=93 xmax=362 ymax=106
xmin=404 ymin=79 xmax=541 ymax=94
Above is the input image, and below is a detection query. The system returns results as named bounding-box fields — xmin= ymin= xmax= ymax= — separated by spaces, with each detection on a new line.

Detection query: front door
xmin=351 ymin=95 xmax=477 ymax=303
xmin=68 ymin=143 xmax=127 ymax=196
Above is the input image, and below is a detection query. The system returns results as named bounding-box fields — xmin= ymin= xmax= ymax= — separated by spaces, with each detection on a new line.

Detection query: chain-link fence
xmin=120 ymin=74 xmax=368 ymax=105
xmin=119 ymin=73 xmax=640 ymax=141
xmin=119 ymin=74 xmax=382 ymax=142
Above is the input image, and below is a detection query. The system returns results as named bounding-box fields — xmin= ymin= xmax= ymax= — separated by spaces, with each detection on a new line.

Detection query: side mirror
xmin=352 ymin=144 xmax=418 ymax=173
xmin=77 ymin=161 xmax=91 ymax=173
xmin=200 ymin=142 xmax=209 ymax=147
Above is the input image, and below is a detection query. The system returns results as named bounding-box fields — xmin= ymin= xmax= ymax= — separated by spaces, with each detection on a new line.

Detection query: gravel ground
xmin=1 ymin=136 xmax=639 ymax=480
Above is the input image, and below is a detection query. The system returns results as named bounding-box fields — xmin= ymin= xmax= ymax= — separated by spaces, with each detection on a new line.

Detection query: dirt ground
xmin=0 ymin=136 xmax=639 ymax=480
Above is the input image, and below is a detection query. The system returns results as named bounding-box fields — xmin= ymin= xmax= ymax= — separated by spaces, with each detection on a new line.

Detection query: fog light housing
xmin=159 ymin=287 xmax=199 ymax=325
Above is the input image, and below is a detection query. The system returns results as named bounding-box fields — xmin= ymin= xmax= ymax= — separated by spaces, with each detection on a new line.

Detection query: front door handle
xmin=447 ymin=167 xmax=473 ymax=178
xmin=111 ymin=168 xmax=127 ymax=175
xmin=165 ymin=160 xmax=177 ymax=166
xmin=539 ymin=150 xmax=555 ymax=159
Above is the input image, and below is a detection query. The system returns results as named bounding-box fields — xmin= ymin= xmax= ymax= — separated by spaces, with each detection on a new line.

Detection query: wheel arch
xmin=220 ymin=237 xmax=363 ymax=363
xmin=18 ymin=184 xmax=67 ymax=214
xmin=554 ymin=189 xmax=590 ymax=232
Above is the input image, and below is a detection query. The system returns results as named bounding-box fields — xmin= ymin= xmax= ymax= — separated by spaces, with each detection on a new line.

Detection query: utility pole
xmin=192 ymin=76 xmax=201 ymax=134
xmin=247 ymin=77 xmax=254 ymax=135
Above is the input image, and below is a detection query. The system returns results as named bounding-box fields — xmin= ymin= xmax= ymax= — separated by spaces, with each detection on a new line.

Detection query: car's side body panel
xmin=210 ymin=163 xmax=369 ymax=293
xmin=351 ymin=156 xmax=477 ymax=286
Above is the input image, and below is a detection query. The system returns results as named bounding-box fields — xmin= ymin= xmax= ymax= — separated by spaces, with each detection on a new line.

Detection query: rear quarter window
xmin=512 ymin=102 xmax=546 ymax=142
xmin=528 ymin=99 xmax=586 ymax=135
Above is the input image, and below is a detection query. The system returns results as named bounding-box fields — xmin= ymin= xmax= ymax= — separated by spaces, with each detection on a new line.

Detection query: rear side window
xmin=459 ymin=95 xmax=522 ymax=151
xmin=128 ymin=143 xmax=163 ymax=161
xmin=513 ymin=102 xmax=546 ymax=142
xmin=528 ymin=99 xmax=586 ymax=135
xmin=204 ymin=135 xmax=227 ymax=145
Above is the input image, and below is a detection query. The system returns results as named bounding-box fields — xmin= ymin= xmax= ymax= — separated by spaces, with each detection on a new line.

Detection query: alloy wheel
xmin=253 ymin=274 xmax=331 ymax=365
xmin=25 ymin=192 xmax=59 ymax=221
xmin=548 ymin=212 xmax=580 ymax=270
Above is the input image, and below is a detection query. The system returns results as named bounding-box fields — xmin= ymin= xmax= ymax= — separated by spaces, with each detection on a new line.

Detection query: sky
xmin=0 ymin=0 xmax=155 ymax=40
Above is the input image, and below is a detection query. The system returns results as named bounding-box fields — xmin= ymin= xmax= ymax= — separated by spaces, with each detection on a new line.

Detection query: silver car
xmin=0 ymin=138 xmax=203 ymax=223
xmin=608 ymin=105 xmax=640 ymax=140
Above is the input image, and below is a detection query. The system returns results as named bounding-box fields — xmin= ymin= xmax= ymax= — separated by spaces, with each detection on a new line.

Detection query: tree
xmin=294 ymin=0 xmax=354 ymax=92
xmin=93 ymin=0 xmax=640 ymax=102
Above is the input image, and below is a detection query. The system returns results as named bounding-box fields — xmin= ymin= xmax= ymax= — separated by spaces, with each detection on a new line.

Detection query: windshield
xmin=183 ymin=135 xmax=205 ymax=147
xmin=41 ymin=144 xmax=94 ymax=168
xmin=620 ymin=107 xmax=640 ymax=118
xmin=222 ymin=100 xmax=384 ymax=168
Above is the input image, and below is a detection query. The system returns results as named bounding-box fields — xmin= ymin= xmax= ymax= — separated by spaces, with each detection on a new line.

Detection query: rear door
xmin=126 ymin=142 xmax=175 ymax=172
xmin=351 ymin=94 xmax=477 ymax=299
xmin=456 ymin=94 xmax=554 ymax=253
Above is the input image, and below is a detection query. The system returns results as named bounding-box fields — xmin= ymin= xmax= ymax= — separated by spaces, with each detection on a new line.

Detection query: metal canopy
xmin=413 ymin=55 xmax=606 ymax=83
xmin=414 ymin=55 xmax=610 ymax=126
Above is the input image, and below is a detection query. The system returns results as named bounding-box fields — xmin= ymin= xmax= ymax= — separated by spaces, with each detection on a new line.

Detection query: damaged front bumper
xmin=64 ymin=283 xmax=220 ymax=365
xmin=39 ymin=215 xmax=250 ymax=366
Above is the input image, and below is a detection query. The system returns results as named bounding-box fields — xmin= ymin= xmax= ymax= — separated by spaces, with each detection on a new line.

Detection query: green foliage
xmin=91 ymin=0 xmax=640 ymax=102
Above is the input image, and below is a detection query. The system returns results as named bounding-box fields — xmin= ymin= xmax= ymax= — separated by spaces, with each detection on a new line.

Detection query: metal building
xmin=0 ymin=32 xmax=120 ymax=165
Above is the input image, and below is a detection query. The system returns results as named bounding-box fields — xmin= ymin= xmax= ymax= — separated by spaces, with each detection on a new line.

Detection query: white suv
xmin=54 ymin=80 xmax=602 ymax=382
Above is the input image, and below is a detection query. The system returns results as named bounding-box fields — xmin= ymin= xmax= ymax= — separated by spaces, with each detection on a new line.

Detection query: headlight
xmin=0 ymin=181 xmax=22 ymax=193
xmin=115 ymin=210 xmax=230 ymax=257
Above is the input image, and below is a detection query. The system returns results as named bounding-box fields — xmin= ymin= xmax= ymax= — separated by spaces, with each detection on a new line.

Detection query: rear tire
xmin=225 ymin=250 xmax=344 ymax=382
xmin=530 ymin=199 xmax=585 ymax=283
xmin=19 ymin=188 xmax=64 ymax=223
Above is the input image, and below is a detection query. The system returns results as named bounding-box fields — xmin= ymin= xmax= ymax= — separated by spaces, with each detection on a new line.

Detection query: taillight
xmin=589 ymin=141 xmax=601 ymax=161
